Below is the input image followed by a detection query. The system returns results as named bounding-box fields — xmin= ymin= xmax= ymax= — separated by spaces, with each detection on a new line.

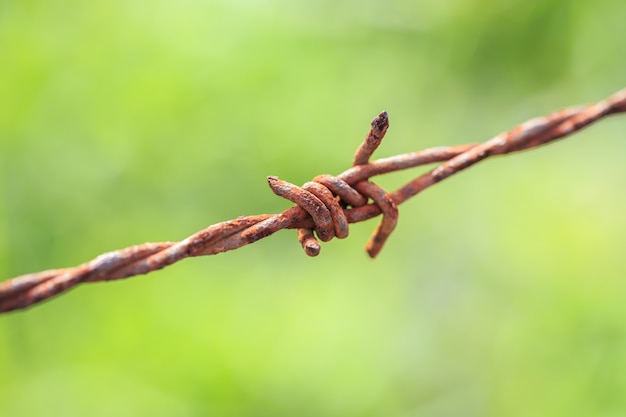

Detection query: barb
xmin=1 ymin=88 xmax=625 ymax=313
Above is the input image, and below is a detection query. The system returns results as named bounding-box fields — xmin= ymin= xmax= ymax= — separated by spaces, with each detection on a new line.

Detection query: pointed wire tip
xmin=372 ymin=111 xmax=389 ymax=129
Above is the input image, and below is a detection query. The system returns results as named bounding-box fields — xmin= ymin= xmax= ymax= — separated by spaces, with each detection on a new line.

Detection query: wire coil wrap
xmin=267 ymin=174 xmax=397 ymax=257
xmin=267 ymin=111 xmax=397 ymax=257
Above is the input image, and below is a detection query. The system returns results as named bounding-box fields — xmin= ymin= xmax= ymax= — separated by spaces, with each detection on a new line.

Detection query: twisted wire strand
xmin=1 ymin=88 xmax=625 ymax=313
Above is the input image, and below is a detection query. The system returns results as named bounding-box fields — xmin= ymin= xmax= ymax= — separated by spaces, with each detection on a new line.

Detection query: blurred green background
xmin=1 ymin=0 xmax=626 ymax=416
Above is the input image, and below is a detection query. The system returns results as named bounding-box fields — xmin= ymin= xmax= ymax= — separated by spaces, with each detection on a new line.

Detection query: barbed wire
xmin=1 ymin=88 xmax=625 ymax=313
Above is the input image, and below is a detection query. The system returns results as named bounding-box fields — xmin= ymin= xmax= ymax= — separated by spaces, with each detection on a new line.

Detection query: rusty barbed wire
xmin=1 ymin=88 xmax=625 ymax=313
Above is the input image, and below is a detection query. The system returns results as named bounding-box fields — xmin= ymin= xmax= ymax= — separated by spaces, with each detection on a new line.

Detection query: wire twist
xmin=1 ymin=88 xmax=625 ymax=313
xmin=267 ymin=111 xmax=397 ymax=257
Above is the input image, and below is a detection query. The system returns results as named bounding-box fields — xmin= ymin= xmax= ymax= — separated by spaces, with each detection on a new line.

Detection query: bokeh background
xmin=1 ymin=0 xmax=626 ymax=416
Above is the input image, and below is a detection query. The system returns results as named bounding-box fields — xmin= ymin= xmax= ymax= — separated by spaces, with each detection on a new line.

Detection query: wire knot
xmin=267 ymin=175 xmax=398 ymax=258
xmin=267 ymin=110 xmax=398 ymax=258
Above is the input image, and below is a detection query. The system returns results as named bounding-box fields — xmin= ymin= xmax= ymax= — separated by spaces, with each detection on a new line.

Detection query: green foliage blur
xmin=1 ymin=0 xmax=626 ymax=416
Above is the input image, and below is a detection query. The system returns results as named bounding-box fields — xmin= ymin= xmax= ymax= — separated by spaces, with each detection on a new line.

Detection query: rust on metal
xmin=312 ymin=175 xmax=367 ymax=208
xmin=354 ymin=181 xmax=398 ymax=258
xmin=268 ymin=176 xmax=335 ymax=242
xmin=353 ymin=111 xmax=389 ymax=166
xmin=1 ymin=88 xmax=625 ymax=312
xmin=303 ymin=182 xmax=349 ymax=239
xmin=297 ymin=228 xmax=320 ymax=257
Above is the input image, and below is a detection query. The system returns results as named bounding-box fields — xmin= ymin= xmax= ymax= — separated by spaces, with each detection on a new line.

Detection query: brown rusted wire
xmin=1 ymin=88 xmax=625 ymax=313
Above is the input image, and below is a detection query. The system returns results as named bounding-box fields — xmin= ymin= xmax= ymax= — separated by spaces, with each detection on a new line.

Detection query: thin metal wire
xmin=1 ymin=88 xmax=625 ymax=313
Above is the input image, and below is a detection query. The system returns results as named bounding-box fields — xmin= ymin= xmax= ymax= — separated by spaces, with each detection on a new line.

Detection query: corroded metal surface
xmin=1 ymin=88 xmax=625 ymax=312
